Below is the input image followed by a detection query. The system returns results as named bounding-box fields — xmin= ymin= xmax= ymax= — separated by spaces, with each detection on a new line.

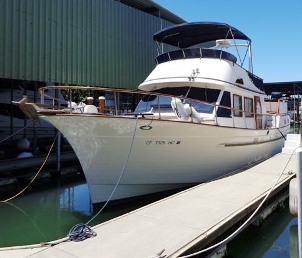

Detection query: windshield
xmin=135 ymin=95 xmax=172 ymax=113
xmin=135 ymin=91 xmax=219 ymax=114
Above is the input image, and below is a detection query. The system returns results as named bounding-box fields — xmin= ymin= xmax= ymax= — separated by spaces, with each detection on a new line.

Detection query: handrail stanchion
xmin=296 ymin=147 xmax=302 ymax=258
xmin=244 ymin=111 xmax=247 ymax=128
xmin=232 ymin=108 xmax=235 ymax=127
xmin=69 ymin=90 xmax=72 ymax=113
xmin=298 ymin=100 xmax=302 ymax=258
xmin=41 ymin=89 xmax=44 ymax=105
xmin=214 ymin=104 xmax=218 ymax=125
xmin=157 ymin=96 xmax=161 ymax=119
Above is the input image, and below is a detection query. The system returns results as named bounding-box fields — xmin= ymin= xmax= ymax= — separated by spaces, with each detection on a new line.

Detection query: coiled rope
xmin=67 ymin=116 xmax=140 ymax=242
xmin=68 ymin=223 xmax=97 ymax=242
xmin=0 ymin=132 xmax=58 ymax=203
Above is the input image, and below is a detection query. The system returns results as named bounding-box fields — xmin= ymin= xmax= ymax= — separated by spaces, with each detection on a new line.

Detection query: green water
xmin=0 ymin=181 xmax=147 ymax=248
xmin=227 ymin=204 xmax=298 ymax=257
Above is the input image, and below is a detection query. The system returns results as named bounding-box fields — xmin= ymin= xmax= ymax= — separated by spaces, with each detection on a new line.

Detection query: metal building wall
xmin=0 ymin=0 xmax=175 ymax=89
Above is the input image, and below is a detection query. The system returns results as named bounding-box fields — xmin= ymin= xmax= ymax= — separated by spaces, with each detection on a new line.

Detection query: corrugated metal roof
xmin=264 ymin=81 xmax=302 ymax=95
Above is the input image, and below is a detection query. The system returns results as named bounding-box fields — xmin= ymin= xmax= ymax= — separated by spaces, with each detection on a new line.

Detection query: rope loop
xmin=68 ymin=223 xmax=97 ymax=242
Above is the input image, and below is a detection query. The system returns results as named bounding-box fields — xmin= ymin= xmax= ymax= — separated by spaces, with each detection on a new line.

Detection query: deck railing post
xmin=157 ymin=96 xmax=161 ymax=119
xmin=214 ymin=104 xmax=218 ymax=125
xmin=298 ymin=100 xmax=302 ymax=258
xmin=232 ymin=108 xmax=235 ymax=127
xmin=296 ymin=147 xmax=302 ymax=258
xmin=69 ymin=90 xmax=72 ymax=113
xmin=244 ymin=112 xmax=247 ymax=128
xmin=57 ymin=131 xmax=61 ymax=174
xmin=41 ymin=89 xmax=44 ymax=105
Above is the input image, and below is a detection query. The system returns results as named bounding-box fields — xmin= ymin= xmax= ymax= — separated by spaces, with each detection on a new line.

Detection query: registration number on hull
xmin=145 ymin=140 xmax=181 ymax=145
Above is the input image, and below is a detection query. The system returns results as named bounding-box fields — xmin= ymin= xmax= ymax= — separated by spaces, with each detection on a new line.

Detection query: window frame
xmin=244 ymin=97 xmax=254 ymax=117
xmin=233 ymin=94 xmax=242 ymax=117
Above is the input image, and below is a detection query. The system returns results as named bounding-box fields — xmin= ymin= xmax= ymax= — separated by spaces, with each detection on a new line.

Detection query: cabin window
xmin=135 ymin=95 xmax=172 ymax=113
xmin=244 ymin=97 xmax=254 ymax=117
xmin=233 ymin=94 xmax=242 ymax=117
xmin=147 ymin=87 xmax=221 ymax=114
xmin=217 ymin=91 xmax=231 ymax=117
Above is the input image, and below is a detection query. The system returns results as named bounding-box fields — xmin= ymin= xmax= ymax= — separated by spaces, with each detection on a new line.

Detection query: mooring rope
xmin=0 ymin=122 xmax=34 ymax=144
xmin=0 ymin=132 xmax=58 ymax=203
xmin=67 ymin=116 xmax=140 ymax=242
xmin=277 ymin=127 xmax=287 ymax=140
xmin=67 ymin=223 xmax=97 ymax=242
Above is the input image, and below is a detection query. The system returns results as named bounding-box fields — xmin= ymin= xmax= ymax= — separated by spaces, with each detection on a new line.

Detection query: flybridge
xmin=153 ymin=22 xmax=251 ymax=48
xmin=153 ymin=21 xmax=254 ymax=74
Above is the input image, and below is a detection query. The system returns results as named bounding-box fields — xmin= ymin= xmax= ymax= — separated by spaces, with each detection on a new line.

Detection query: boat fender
xmin=17 ymin=151 xmax=33 ymax=159
xmin=87 ymin=96 xmax=94 ymax=105
xmin=16 ymin=138 xmax=30 ymax=151
xmin=84 ymin=105 xmax=98 ymax=114
xmin=171 ymin=97 xmax=189 ymax=121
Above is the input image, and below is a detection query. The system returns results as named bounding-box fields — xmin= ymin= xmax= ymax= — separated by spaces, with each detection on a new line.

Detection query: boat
xmin=13 ymin=22 xmax=291 ymax=206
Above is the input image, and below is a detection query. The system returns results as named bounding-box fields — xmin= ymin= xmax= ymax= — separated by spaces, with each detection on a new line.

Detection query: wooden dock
xmin=0 ymin=150 xmax=297 ymax=257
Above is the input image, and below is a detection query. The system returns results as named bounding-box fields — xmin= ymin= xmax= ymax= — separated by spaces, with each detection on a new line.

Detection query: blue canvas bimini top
xmin=153 ymin=22 xmax=251 ymax=48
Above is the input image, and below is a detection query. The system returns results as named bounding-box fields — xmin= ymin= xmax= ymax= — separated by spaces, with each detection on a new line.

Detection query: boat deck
xmin=0 ymin=151 xmax=297 ymax=257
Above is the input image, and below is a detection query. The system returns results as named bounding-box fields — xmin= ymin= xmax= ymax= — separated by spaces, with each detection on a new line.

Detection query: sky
xmin=153 ymin=0 xmax=302 ymax=83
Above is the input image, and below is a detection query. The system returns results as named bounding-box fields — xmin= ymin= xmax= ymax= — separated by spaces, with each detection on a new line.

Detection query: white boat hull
xmin=41 ymin=115 xmax=289 ymax=205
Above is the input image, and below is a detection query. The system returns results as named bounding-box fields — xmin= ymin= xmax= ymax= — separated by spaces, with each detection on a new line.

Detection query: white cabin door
xmin=254 ymin=96 xmax=262 ymax=129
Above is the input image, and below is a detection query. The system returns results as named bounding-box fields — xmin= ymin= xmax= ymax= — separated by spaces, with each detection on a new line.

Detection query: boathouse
xmin=0 ymin=0 xmax=186 ymax=89
xmin=0 ymin=0 xmax=186 ymax=146
xmin=0 ymin=0 xmax=186 ymax=182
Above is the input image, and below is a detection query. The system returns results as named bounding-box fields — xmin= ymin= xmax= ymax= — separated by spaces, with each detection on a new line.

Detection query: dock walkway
xmin=0 ymin=151 xmax=297 ymax=257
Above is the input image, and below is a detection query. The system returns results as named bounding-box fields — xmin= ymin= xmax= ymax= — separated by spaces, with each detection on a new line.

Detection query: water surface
xmin=0 ymin=181 xmax=146 ymax=247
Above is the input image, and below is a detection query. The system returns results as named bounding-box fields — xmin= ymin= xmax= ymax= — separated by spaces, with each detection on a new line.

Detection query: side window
xmin=244 ymin=97 xmax=254 ymax=117
xmin=233 ymin=94 xmax=242 ymax=117
xmin=217 ymin=91 xmax=231 ymax=117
